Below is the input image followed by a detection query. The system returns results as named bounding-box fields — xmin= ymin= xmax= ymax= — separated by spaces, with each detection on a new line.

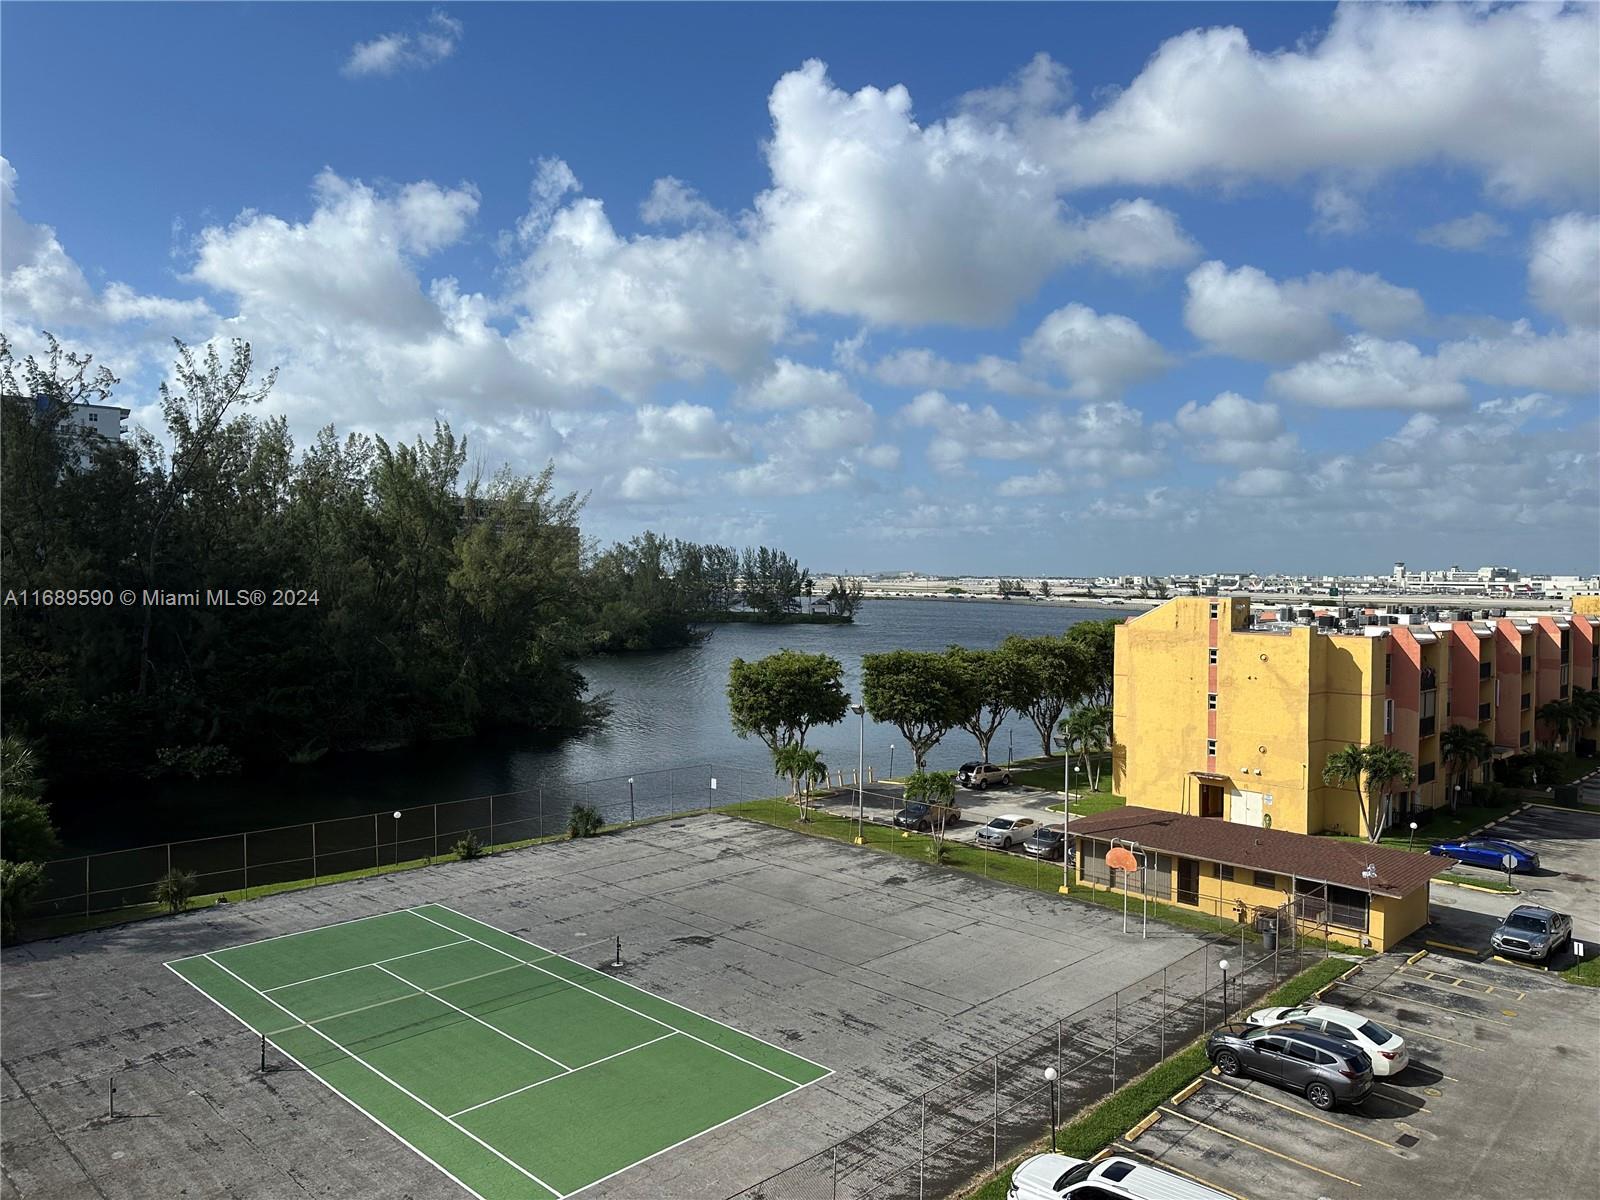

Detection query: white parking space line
xmin=1158 ymin=1105 xmax=1362 ymax=1187
xmin=1113 ymin=1145 xmax=1256 ymax=1200
xmin=1203 ymin=1077 xmax=1402 ymax=1148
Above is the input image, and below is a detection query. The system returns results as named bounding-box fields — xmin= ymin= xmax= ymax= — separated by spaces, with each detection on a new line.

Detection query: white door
xmin=1232 ymin=790 xmax=1265 ymax=827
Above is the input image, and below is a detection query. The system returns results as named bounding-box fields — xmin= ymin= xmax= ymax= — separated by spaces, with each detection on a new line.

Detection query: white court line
xmin=417 ymin=903 xmax=830 ymax=1085
xmin=372 ymin=962 xmax=573 ymax=1072
xmin=563 ymin=1068 xmax=835 ymax=1200
xmin=164 ymin=908 xmax=418 ymax=965
xmin=262 ymin=962 xmax=527 ymax=1037
xmin=449 ymin=1032 xmax=678 ymax=1118
xmin=428 ymin=902 xmax=833 ymax=1077
xmin=164 ymin=961 xmax=491 ymax=1200
xmin=199 ymin=953 xmax=562 ymax=1198
xmin=263 ymin=939 xmax=470 ymax=992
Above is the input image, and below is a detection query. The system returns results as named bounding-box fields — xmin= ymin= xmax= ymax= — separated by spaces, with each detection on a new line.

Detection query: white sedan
xmin=1245 ymin=1003 xmax=1409 ymax=1076
xmin=975 ymin=815 xmax=1035 ymax=849
xmin=1009 ymin=1152 xmax=1230 ymax=1200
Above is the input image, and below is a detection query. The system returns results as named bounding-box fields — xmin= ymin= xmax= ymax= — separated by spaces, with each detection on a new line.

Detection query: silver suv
xmin=1491 ymin=904 xmax=1573 ymax=962
xmin=958 ymin=762 xmax=1012 ymax=790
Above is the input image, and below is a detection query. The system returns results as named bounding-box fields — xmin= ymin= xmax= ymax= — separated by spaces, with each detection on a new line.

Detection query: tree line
xmin=725 ymin=621 xmax=1120 ymax=799
xmin=0 ymin=334 xmax=836 ymax=799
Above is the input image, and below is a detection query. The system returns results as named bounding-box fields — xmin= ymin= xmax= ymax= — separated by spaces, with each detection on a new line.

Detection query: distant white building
xmin=15 ymin=397 xmax=131 ymax=468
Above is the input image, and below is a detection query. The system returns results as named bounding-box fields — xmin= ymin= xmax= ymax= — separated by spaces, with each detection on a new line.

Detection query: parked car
xmin=1205 ymin=1023 xmax=1373 ymax=1110
xmin=1490 ymin=904 xmax=1573 ymax=961
xmin=1022 ymin=825 xmax=1069 ymax=862
xmin=1244 ymin=1004 xmax=1408 ymax=1076
xmin=1427 ymin=838 xmax=1539 ymax=873
xmin=975 ymin=815 xmax=1035 ymax=849
xmin=1008 ymin=1152 xmax=1230 ymax=1200
xmin=892 ymin=801 xmax=960 ymax=832
xmin=958 ymin=762 xmax=1013 ymax=790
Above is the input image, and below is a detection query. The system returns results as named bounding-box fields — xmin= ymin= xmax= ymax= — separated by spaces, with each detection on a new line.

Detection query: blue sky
xmin=3 ymin=2 xmax=1596 ymax=575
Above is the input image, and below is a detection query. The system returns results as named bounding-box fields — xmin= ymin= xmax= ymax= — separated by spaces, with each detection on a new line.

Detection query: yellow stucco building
xmin=1113 ymin=596 xmax=1599 ymax=837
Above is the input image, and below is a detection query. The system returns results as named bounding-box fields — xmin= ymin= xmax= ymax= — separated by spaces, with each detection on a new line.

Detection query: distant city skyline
xmin=2 ymin=2 xmax=1596 ymax=573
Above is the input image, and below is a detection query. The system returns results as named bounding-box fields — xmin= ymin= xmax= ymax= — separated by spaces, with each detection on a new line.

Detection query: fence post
xmin=312 ymin=822 xmax=319 ymax=885
xmin=1160 ymin=967 xmax=1167 ymax=1058
xmin=1112 ymin=990 xmax=1119 ymax=1089
xmin=432 ymin=804 xmax=438 ymax=860
xmin=919 ymin=1095 xmax=926 ymax=1200
xmin=490 ymin=795 xmax=497 ymax=850
xmin=832 ymin=1144 xmax=838 ymax=1200
xmin=244 ymin=832 xmax=250 ymax=897
xmin=992 ymin=1056 xmax=999 ymax=1174
xmin=1056 ymin=1019 xmax=1063 ymax=1079
xmin=1203 ymin=950 xmax=1209 ymax=1029
xmin=538 ymin=788 xmax=544 ymax=840
xmin=166 ymin=844 xmax=172 ymax=878
xmin=84 ymin=857 xmax=90 ymax=918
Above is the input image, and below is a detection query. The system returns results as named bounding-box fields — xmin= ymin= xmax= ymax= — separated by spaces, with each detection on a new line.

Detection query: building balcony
xmin=1479 ymin=660 xmax=1492 ymax=680
xmin=1420 ymin=716 xmax=1437 ymax=737
xmin=1478 ymin=703 xmax=1492 ymax=721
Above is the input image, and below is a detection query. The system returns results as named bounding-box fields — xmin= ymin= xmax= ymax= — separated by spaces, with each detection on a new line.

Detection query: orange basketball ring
xmin=1106 ymin=846 xmax=1139 ymax=872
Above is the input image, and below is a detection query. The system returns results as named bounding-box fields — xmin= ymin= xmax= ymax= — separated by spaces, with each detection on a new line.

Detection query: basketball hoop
xmin=1106 ymin=846 xmax=1139 ymax=872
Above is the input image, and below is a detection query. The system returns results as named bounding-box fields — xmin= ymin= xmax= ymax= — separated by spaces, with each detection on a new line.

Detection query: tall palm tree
xmin=1322 ymin=744 xmax=1416 ymax=842
xmin=903 ymin=769 xmax=958 ymax=860
xmin=1573 ymin=687 xmax=1600 ymax=743
xmin=1056 ymin=704 xmax=1112 ymax=791
xmin=1536 ymin=699 xmax=1577 ymax=750
xmin=1440 ymin=725 xmax=1494 ymax=812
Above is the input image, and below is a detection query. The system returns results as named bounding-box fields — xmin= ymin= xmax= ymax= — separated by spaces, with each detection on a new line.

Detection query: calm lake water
xmin=59 ymin=599 xmax=1141 ymax=854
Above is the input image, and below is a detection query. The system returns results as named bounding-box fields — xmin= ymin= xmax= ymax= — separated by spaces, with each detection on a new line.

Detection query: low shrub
xmin=153 ymin=868 xmax=199 ymax=914
xmin=453 ymin=832 xmax=484 ymax=861
xmin=567 ymin=804 xmax=604 ymax=839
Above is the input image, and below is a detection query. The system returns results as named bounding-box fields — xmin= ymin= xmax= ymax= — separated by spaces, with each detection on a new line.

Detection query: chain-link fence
xmin=24 ymin=762 xmax=789 ymax=932
xmin=731 ymin=930 xmax=1315 ymax=1200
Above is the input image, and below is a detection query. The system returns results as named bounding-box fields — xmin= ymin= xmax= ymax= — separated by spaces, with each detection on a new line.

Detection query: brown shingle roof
xmin=1067 ymin=806 xmax=1454 ymax=897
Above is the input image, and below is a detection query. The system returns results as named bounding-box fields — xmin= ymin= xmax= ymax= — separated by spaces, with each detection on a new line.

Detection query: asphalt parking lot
xmin=1425 ymin=802 xmax=1600 ymax=961
xmin=813 ymin=778 xmax=1065 ymax=846
xmin=1104 ymin=949 xmax=1600 ymax=1200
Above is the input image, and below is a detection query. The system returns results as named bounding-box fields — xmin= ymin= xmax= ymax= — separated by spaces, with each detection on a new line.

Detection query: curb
xmin=1172 ymin=1078 xmax=1205 ymax=1104
xmin=1425 ymin=939 xmax=1488 ymax=960
xmin=1405 ymin=949 xmax=1428 ymax=966
xmin=1124 ymin=1112 xmax=1160 ymax=1142
xmin=1434 ymin=877 xmax=1521 ymax=896
xmin=1466 ymin=803 xmax=1530 ymax=836
xmin=1491 ymin=954 xmax=1551 ymax=972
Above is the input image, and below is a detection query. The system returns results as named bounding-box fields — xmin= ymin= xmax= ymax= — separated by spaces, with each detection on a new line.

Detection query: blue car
xmin=1428 ymin=838 xmax=1540 ymax=873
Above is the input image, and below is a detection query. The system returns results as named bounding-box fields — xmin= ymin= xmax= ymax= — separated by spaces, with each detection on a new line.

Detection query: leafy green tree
xmin=862 ymin=650 xmax=975 ymax=770
xmin=1064 ymin=619 xmax=1120 ymax=708
xmin=1440 ymin=725 xmax=1494 ymax=811
xmin=727 ymin=650 xmax=849 ymax=756
xmin=824 ymin=577 xmax=865 ymax=618
xmin=902 ymin=769 xmax=958 ymax=861
xmin=1572 ymin=687 xmax=1600 ymax=741
xmin=946 ymin=646 xmax=1026 ymax=763
xmin=568 ymin=804 xmax=604 ymax=838
xmin=999 ymin=635 xmax=1092 ymax=758
xmin=1057 ymin=704 xmax=1113 ymax=791
xmin=0 ymin=735 xmax=59 ymax=865
xmin=1322 ymin=744 xmax=1415 ymax=842
xmin=740 ymin=546 xmax=809 ymax=618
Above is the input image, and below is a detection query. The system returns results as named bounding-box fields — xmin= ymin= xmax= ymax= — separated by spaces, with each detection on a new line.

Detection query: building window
xmin=1479 ymin=659 xmax=1491 ymax=679
xmin=1522 ymin=655 xmax=1532 ymax=674
xmin=1200 ymin=784 xmax=1224 ymax=819
xmin=1521 ymin=730 xmax=1531 ymax=748
xmin=1521 ymin=692 xmax=1531 ymax=711
xmin=1418 ymin=761 xmax=1436 ymax=784
xmin=1206 ymin=738 xmax=1217 ymax=756
xmin=1253 ymin=870 xmax=1276 ymax=890
xmin=1326 ymin=885 xmax=1370 ymax=933
xmin=1478 ymin=702 xmax=1491 ymax=721
xmin=1208 ymin=647 xmax=1218 ymax=665
xmin=1384 ymin=653 xmax=1392 ymax=685
xmin=1384 ymin=698 xmax=1394 ymax=734
xmin=1217 ymin=864 xmax=1235 ymax=882
xmin=1207 ymin=693 xmax=1217 ymax=710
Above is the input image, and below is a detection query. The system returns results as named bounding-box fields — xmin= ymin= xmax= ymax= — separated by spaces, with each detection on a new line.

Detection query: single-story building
xmin=1067 ymin=806 xmax=1456 ymax=951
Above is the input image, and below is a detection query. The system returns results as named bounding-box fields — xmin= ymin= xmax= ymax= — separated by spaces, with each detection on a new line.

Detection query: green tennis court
xmin=166 ymin=903 xmax=830 ymax=1199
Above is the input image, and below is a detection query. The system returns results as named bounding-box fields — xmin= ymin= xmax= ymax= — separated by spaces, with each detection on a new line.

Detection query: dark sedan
xmin=892 ymin=802 xmax=960 ymax=832
xmin=1205 ymin=1023 xmax=1372 ymax=1111
xmin=1427 ymin=838 xmax=1539 ymax=873
xmin=1022 ymin=826 xmax=1069 ymax=862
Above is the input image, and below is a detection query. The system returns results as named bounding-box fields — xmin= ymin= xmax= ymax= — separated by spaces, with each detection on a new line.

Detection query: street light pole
xmin=1043 ymin=1066 xmax=1059 ymax=1149
xmin=392 ymin=811 xmax=401 ymax=869
xmin=628 ymin=777 xmax=635 ymax=824
xmin=889 ymin=744 xmax=895 ymax=780
xmin=1407 ymin=820 xmax=1418 ymax=851
xmin=1218 ymin=958 xmax=1230 ymax=1025
xmin=850 ymin=702 xmax=866 ymax=845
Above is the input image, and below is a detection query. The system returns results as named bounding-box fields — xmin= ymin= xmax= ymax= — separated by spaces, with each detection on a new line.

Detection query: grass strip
xmin=1435 ymin=872 xmax=1519 ymax=893
xmin=961 ymin=956 xmax=1353 ymax=1199
xmin=1560 ymin=958 xmax=1600 ymax=987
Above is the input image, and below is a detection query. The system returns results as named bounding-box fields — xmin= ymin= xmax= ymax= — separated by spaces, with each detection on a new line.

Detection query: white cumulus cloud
xmin=1528 ymin=213 xmax=1600 ymax=329
xmin=344 ymin=10 xmax=462 ymax=78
